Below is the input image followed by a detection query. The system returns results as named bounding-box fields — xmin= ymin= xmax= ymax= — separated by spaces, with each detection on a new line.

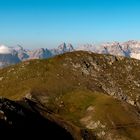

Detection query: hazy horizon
xmin=1 ymin=0 xmax=140 ymax=49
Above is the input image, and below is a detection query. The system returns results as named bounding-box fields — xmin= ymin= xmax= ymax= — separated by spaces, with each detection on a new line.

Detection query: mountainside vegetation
xmin=0 ymin=51 xmax=140 ymax=139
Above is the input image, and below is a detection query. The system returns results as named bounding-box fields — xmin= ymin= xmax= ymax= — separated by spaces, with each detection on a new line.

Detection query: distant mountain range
xmin=1 ymin=40 xmax=140 ymax=68
xmin=0 ymin=43 xmax=74 ymax=68
xmin=76 ymin=40 xmax=140 ymax=59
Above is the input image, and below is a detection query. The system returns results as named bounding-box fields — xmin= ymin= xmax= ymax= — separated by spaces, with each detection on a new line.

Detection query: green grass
xmin=0 ymin=51 xmax=140 ymax=101
xmin=43 ymin=88 xmax=140 ymax=139
xmin=1 ymin=51 xmax=140 ymax=139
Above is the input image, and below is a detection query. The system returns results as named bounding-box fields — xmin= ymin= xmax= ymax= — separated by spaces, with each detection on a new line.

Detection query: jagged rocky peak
xmin=58 ymin=42 xmax=67 ymax=50
xmin=76 ymin=40 xmax=140 ymax=59
xmin=28 ymin=48 xmax=52 ymax=59
xmin=99 ymin=40 xmax=140 ymax=47
xmin=66 ymin=43 xmax=74 ymax=51
xmin=0 ymin=43 xmax=75 ymax=68
xmin=13 ymin=44 xmax=24 ymax=51
xmin=122 ymin=40 xmax=140 ymax=47
xmin=2 ymin=40 xmax=140 ymax=68
xmin=50 ymin=42 xmax=74 ymax=55
xmin=57 ymin=42 xmax=74 ymax=52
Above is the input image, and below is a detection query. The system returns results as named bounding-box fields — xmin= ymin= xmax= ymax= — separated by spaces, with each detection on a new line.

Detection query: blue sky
xmin=0 ymin=0 xmax=140 ymax=49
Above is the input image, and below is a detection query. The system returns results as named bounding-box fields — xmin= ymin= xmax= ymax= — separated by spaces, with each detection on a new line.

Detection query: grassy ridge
xmin=0 ymin=51 xmax=140 ymax=139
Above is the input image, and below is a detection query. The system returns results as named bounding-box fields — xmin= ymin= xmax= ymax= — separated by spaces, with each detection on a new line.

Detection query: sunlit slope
xmin=1 ymin=51 xmax=140 ymax=139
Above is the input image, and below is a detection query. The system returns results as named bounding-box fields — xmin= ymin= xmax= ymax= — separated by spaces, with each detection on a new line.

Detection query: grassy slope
xmin=0 ymin=51 xmax=140 ymax=139
xmin=45 ymin=89 xmax=140 ymax=140
xmin=0 ymin=51 xmax=140 ymax=101
xmin=0 ymin=51 xmax=104 ymax=99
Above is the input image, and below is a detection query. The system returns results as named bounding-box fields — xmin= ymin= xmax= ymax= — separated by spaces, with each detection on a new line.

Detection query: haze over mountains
xmin=1 ymin=40 xmax=140 ymax=68
xmin=77 ymin=40 xmax=140 ymax=59
xmin=0 ymin=43 xmax=74 ymax=68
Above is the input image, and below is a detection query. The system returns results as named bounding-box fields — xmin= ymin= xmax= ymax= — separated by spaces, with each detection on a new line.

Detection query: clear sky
xmin=0 ymin=0 xmax=140 ymax=49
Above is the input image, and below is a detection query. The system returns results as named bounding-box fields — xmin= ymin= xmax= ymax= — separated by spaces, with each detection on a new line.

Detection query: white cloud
xmin=0 ymin=45 xmax=14 ymax=54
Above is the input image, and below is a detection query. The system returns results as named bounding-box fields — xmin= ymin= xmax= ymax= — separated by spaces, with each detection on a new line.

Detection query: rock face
xmin=76 ymin=40 xmax=140 ymax=59
xmin=50 ymin=43 xmax=74 ymax=55
xmin=27 ymin=48 xmax=52 ymax=59
xmin=1 ymin=51 xmax=140 ymax=139
xmin=14 ymin=45 xmax=29 ymax=61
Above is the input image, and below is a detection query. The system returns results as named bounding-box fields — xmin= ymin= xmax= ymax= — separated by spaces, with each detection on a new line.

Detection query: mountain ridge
xmin=1 ymin=51 xmax=140 ymax=139
xmin=1 ymin=40 xmax=140 ymax=68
